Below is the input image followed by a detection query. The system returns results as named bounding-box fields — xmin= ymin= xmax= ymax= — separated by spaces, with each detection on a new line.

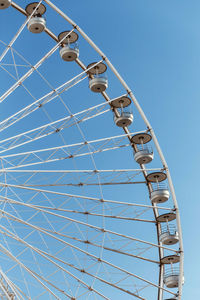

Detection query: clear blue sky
xmin=0 ymin=0 xmax=199 ymax=299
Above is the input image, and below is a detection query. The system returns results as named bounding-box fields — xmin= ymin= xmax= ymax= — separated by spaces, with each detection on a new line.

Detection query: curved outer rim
xmin=9 ymin=1 xmax=184 ymax=299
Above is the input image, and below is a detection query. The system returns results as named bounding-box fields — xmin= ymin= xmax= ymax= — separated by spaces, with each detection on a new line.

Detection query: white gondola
xmin=147 ymin=174 xmax=170 ymax=203
xmin=114 ymin=111 xmax=133 ymax=127
xmin=134 ymin=145 xmax=153 ymax=164
xmin=160 ymin=224 xmax=179 ymax=245
xmin=131 ymin=133 xmax=153 ymax=164
xmin=27 ymin=16 xmax=46 ymax=33
xmin=87 ymin=62 xmax=108 ymax=93
xmin=151 ymin=185 xmax=170 ymax=203
xmin=161 ymin=255 xmax=180 ymax=288
xmin=59 ymin=45 xmax=79 ymax=61
xmin=26 ymin=2 xmax=46 ymax=33
xmin=162 ymin=256 xmax=180 ymax=288
xmin=58 ymin=31 xmax=79 ymax=61
xmin=164 ymin=273 xmax=179 ymax=288
xmin=0 ymin=0 xmax=11 ymax=9
xmin=89 ymin=76 xmax=108 ymax=93
xmin=111 ymin=96 xmax=133 ymax=127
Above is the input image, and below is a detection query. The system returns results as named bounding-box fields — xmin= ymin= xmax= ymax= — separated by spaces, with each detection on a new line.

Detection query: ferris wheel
xmin=0 ymin=1 xmax=184 ymax=299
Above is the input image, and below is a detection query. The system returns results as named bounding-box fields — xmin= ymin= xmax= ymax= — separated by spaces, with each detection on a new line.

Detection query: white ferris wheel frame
xmin=0 ymin=0 xmax=184 ymax=299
